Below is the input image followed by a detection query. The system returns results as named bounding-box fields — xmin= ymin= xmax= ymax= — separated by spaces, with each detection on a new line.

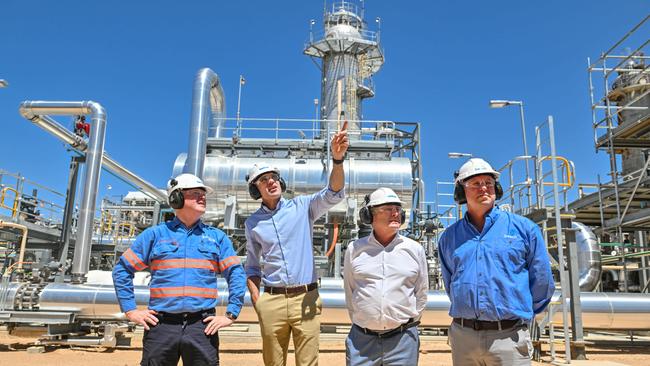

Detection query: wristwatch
xmin=225 ymin=311 xmax=237 ymax=321
xmin=332 ymin=157 xmax=345 ymax=165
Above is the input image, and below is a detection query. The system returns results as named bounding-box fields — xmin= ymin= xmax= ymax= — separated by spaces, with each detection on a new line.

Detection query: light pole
xmin=489 ymin=99 xmax=532 ymax=208
xmin=235 ymin=75 xmax=245 ymax=137
xmin=448 ymin=152 xmax=473 ymax=159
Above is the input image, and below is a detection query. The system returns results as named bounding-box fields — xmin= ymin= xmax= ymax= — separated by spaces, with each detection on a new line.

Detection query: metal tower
xmin=304 ymin=0 xmax=384 ymax=138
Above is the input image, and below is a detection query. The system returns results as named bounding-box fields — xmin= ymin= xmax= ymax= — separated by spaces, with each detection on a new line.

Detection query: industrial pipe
xmin=18 ymin=108 xmax=167 ymax=203
xmin=0 ymin=221 xmax=28 ymax=271
xmin=7 ymin=282 xmax=645 ymax=330
xmin=573 ymin=222 xmax=602 ymax=291
xmin=185 ymin=68 xmax=226 ymax=177
xmin=19 ymin=101 xmax=106 ymax=282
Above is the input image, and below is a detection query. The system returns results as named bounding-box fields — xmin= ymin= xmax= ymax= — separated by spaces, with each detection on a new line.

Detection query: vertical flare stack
xmin=304 ymin=0 xmax=384 ymax=138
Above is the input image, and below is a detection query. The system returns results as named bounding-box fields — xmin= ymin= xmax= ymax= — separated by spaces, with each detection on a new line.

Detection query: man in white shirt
xmin=343 ymin=187 xmax=429 ymax=366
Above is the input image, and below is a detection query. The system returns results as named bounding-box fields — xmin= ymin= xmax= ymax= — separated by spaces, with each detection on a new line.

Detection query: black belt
xmin=157 ymin=309 xmax=215 ymax=324
xmin=453 ymin=317 xmax=521 ymax=331
xmin=265 ymin=282 xmax=318 ymax=295
xmin=355 ymin=318 xmax=420 ymax=338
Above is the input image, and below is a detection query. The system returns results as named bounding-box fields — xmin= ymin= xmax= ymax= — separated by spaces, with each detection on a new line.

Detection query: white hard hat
xmin=455 ymin=158 xmax=500 ymax=183
xmin=366 ymin=187 xmax=404 ymax=207
xmin=167 ymin=173 xmax=213 ymax=196
xmin=246 ymin=164 xmax=280 ymax=185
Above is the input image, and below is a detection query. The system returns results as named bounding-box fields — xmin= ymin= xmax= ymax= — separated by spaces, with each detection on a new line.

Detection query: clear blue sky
xmin=1 ymin=1 xmax=648 ymax=210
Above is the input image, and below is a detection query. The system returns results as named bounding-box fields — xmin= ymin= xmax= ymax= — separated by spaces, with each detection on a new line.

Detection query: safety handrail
xmin=0 ymin=187 xmax=19 ymax=218
xmin=538 ymin=156 xmax=575 ymax=188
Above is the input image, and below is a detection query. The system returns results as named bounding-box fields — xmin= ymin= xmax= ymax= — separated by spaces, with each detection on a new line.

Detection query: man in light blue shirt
xmin=245 ymin=122 xmax=349 ymax=366
xmin=438 ymin=158 xmax=555 ymax=366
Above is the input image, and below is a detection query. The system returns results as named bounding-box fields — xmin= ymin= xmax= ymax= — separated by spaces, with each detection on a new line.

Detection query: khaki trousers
xmin=254 ymin=288 xmax=322 ymax=366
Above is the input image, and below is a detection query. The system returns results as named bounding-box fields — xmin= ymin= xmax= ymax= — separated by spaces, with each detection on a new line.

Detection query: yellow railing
xmin=0 ymin=187 xmax=19 ymax=218
xmin=539 ymin=156 xmax=575 ymax=188
xmin=116 ymin=222 xmax=136 ymax=238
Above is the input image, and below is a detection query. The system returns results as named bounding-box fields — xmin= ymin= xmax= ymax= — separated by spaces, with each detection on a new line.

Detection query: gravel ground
xmin=1 ymin=327 xmax=649 ymax=365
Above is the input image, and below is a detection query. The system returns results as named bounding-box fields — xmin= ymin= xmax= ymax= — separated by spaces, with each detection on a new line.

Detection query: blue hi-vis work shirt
xmin=438 ymin=206 xmax=555 ymax=321
xmin=245 ymin=187 xmax=345 ymax=287
xmin=112 ymin=217 xmax=246 ymax=317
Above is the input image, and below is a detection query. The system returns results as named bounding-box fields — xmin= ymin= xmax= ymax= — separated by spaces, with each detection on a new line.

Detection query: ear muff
xmin=168 ymin=178 xmax=184 ymax=209
xmin=495 ymin=181 xmax=503 ymax=200
xmin=453 ymin=179 xmax=504 ymax=204
xmin=248 ymin=183 xmax=261 ymax=200
xmin=359 ymin=201 xmax=407 ymax=225
xmin=359 ymin=194 xmax=372 ymax=225
xmin=246 ymin=175 xmax=287 ymax=200
xmin=454 ymin=183 xmax=466 ymax=204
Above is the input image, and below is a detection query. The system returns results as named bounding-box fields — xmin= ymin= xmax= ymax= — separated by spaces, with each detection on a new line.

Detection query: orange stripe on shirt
xmin=150 ymin=259 xmax=218 ymax=271
xmin=218 ymin=256 xmax=241 ymax=272
xmin=150 ymin=286 xmax=218 ymax=298
xmin=123 ymin=249 xmax=148 ymax=271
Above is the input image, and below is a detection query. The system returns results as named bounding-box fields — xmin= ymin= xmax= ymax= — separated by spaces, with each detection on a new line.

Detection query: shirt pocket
xmin=198 ymin=241 xmax=219 ymax=261
xmin=504 ymin=238 xmax=527 ymax=272
xmin=151 ymin=241 xmax=179 ymax=258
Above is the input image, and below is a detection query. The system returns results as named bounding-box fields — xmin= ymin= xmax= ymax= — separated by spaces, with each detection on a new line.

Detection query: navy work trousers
xmin=141 ymin=310 xmax=219 ymax=366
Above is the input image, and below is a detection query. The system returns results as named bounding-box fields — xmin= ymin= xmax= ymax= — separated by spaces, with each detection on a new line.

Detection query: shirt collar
xmin=261 ymin=197 xmax=286 ymax=213
xmin=463 ymin=205 xmax=501 ymax=232
xmin=369 ymin=231 xmax=403 ymax=248
xmin=170 ymin=216 xmax=205 ymax=233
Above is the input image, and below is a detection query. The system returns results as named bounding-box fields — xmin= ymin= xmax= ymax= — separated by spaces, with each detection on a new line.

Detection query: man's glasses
xmin=373 ymin=205 xmax=403 ymax=214
xmin=257 ymin=173 xmax=280 ymax=185
xmin=183 ymin=189 xmax=207 ymax=199
xmin=463 ymin=180 xmax=496 ymax=189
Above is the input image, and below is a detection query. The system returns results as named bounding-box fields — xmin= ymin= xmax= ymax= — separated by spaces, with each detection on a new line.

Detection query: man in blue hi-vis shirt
xmin=438 ymin=158 xmax=555 ymax=366
xmin=113 ymin=173 xmax=246 ymax=366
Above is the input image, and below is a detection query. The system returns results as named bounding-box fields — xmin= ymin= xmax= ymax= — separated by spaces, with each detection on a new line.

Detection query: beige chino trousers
xmin=254 ymin=288 xmax=322 ymax=366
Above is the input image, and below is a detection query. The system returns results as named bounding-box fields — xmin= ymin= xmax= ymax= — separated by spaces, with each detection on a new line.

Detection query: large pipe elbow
xmin=83 ymin=101 xmax=107 ymax=121
xmin=185 ymin=68 xmax=226 ymax=178
xmin=573 ymin=222 xmax=602 ymax=292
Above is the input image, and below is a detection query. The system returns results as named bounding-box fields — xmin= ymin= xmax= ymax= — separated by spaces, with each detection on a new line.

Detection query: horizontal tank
xmin=172 ymin=153 xmax=414 ymax=224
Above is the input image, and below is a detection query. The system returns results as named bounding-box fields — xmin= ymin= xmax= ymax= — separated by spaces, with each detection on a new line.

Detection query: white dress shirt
xmin=344 ymin=232 xmax=429 ymax=331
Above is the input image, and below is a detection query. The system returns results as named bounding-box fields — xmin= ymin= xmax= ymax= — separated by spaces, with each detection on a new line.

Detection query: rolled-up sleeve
xmin=307 ymin=187 xmax=345 ymax=221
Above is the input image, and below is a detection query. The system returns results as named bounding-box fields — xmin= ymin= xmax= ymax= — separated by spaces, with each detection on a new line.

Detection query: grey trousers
xmin=346 ymin=324 xmax=420 ymax=366
xmin=448 ymin=321 xmax=532 ymax=366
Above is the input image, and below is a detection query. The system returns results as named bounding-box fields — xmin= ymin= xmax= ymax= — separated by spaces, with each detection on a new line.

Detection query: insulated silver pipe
xmin=19 ymin=101 xmax=106 ymax=282
xmin=185 ymin=68 xmax=226 ymax=177
xmin=24 ymin=282 xmax=650 ymax=330
xmin=19 ymin=105 xmax=167 ymax=203
xmin=573 ymin=222 xmax=602 ymax=291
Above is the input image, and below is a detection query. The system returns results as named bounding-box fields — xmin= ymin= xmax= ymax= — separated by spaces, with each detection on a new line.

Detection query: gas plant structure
xmin=0 ymin=1 xmax=648 ymax=355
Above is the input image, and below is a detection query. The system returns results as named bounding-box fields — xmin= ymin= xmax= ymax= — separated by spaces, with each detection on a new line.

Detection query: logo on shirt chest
xmin=201 ymin=235 xmax=217 ymax=244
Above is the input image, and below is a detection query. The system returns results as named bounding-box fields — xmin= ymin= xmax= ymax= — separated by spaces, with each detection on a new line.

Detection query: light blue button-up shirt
xmin=245 ymin=187 xmax=345 ymax=287
xmin=438 ymin=206 xmax=555 ymax=321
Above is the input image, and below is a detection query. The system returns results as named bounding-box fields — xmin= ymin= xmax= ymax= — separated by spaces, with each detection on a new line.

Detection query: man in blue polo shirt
xmin=113 ymin=173 xmax=246 ymax=366
xmin=245 ymin=122 xmax=349 ymax=366
xmin=438 ymin=158 xmax=555 ymax=366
